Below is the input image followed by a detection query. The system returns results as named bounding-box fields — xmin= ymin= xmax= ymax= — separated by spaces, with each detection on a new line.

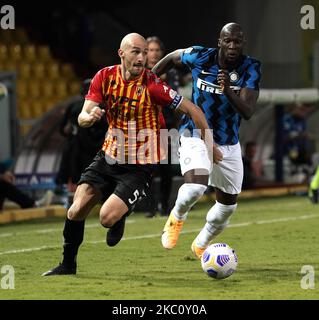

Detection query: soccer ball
xmin=201 ymin=243 xmax=238 ymax=279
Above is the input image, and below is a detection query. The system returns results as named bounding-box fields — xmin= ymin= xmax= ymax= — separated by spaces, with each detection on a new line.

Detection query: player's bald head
xmin=120 ymin=33 xmax=147 ymax=50
xmin=118 ymin=33 xmax=148 ymax=79
xmin=220 ymin=23 xmax=244 ymax=38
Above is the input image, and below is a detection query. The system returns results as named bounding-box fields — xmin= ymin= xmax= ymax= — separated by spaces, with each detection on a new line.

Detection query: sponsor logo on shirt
xmin=196 ymin=78 xmax=241 ymax=94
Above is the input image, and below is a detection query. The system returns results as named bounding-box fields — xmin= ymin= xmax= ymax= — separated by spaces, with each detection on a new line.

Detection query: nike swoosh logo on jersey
xmin=201 ymin=71 xmax=215 ymax=76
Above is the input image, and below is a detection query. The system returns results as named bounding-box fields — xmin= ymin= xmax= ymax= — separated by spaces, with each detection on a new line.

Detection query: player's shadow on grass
xmin=239 ymin=266 xmax=303 ymax=283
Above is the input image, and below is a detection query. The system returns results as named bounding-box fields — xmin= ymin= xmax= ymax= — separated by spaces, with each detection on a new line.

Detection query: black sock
xmin=62 ymin=218 xmax=85 ymax=267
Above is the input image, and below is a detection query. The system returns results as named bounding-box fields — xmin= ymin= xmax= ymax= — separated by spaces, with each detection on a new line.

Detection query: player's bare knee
xmin=100 ymin=212 xmax=117 ymax=228
xmin=67 ymin=202 xmax=85 ymax=221
xmin=100 ymin=216 xmax=111 ymax=228
xmin=67 ymin=203 xmax=79 ymax=220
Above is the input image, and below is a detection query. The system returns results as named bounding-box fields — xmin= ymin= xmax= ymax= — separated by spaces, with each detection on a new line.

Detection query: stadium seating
xmin=17 ymin=81 xmax=28 ymax=98
xmin=61 ymin=63 xmax=76 ymax=79
xmin=33 ymin=62 xmax=46 ymax=79
xmin=18 ymin=100 xmax=32 ymax=119
xmin=38 ymin=45 xmax=52 ymax=62
xmin=55 ymin=81 xmax=68 ymax=99
xmin=3 ymin=61 xmax=16 ymax=72
xmin=18 ymin=62 xmax=32 ymax=79
xmin=0 ymin=27 xmax=29 ymax=45
xmin=41 ymin=81 xmax=55 ymax=98
xmin=30 ymin=100 xmax=45 ymax=118
xmin=0 ymin=27 xmax=82 ymax=136
xmin=9 ymin=44 xmax=23 ymax=61
xmin=29 ymin=81 xmax=41 ymax=99
xmin=43 ymin=98 xmax=58 ymax=113
xmin=0 ymin=44 xmax=8 ymax=60
xmin=69 ymin=81 xmax=81 ymax=95
xmin=23 ymin=45 xmax=37 ymax=62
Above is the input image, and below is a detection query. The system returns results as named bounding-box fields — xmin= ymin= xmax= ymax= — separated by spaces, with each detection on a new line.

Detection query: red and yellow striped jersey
xmin=86 ymin=65 xmax=183 ymax=164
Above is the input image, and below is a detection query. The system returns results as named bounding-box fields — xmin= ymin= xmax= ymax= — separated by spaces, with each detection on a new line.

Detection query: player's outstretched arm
xmin=177 ymin=98 xmax=223 ymax=164
xmin=78 ymin=99 xmax=105 ymax=128
xmin=152 ymin=49 xmax=184 ymax=76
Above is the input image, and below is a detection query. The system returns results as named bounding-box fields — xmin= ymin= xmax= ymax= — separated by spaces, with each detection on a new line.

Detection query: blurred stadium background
xmin=1 ymin=0 xmax=319 ymax=221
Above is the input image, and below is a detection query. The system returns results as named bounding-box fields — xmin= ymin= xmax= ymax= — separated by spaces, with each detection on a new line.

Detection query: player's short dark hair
xmin=146 ymin=36 xmax=165 ymax=52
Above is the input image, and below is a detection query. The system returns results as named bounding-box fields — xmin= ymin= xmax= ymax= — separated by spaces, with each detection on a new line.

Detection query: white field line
xmin=0 ymin=220 xmax=135 ymax=238
xmin=0 ymin=214 xmax=318 ymax=256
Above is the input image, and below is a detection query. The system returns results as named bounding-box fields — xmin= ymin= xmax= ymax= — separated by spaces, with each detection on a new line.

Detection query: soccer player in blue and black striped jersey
xmin=152 ymin=23 xmax=261 ymax=258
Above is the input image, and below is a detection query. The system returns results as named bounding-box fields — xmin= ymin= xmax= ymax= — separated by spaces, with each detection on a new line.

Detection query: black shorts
xmin=78 ymin=150 xmax=154 ymax=212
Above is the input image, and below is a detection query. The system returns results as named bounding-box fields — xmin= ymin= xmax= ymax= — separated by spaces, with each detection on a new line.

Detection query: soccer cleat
xmin=191 ymin=239 xmax=207 ymax=260
xmin=106 ymin=215 xmax=126 ymax=247
xmin=42 ymin=263 xmax=76 ymax=276
xmin=161 ymin=212 xmax=184 ymax=249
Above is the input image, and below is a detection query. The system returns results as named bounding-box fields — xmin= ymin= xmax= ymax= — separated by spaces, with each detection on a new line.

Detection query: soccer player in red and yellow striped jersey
xmin=85 ymin=63 xmax=180 ymax=164
xmin=43 ymin=33 xmax=220 ymax=276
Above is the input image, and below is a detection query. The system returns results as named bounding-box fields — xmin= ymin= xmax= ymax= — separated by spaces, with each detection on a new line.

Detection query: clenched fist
xmin=79 ymin=105 xmax=105 ymax=127
xmin=88 ymin=106 xmax=105 ymax=123
xmin=217 ymin=69 xmax=230 ymax=94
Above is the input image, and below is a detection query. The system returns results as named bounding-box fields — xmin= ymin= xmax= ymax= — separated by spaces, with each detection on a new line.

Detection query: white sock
xmin=172 ymin=183 xmax=207 ymax=221
xmin=196 ymin=223 xmax=223 ymax=248
xmin=196 ymin=201 xmax=237 ymax=247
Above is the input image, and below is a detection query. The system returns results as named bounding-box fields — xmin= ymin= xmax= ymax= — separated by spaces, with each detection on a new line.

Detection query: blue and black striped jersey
xmin=180 ymin=46 xmax=261 ymax=145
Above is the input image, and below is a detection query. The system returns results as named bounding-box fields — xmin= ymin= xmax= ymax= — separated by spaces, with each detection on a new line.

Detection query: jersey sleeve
xmin=148 ymin=76 xmax=183 ymax=111
xmin=85 ymin=70 xmax=104 ymax=104
xmin=244 ymin=60 xmax=262 ymax=91
xmin=180 ymin=46 xmax=212 ymax=69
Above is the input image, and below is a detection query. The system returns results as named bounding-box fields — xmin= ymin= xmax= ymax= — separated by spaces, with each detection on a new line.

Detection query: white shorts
xmin=179 ymin=136 xmax=243 ymax=194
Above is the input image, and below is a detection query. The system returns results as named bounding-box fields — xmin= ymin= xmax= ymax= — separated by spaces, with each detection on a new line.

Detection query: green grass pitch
xmin=0 ymin=196 xmax=318 ymax=300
